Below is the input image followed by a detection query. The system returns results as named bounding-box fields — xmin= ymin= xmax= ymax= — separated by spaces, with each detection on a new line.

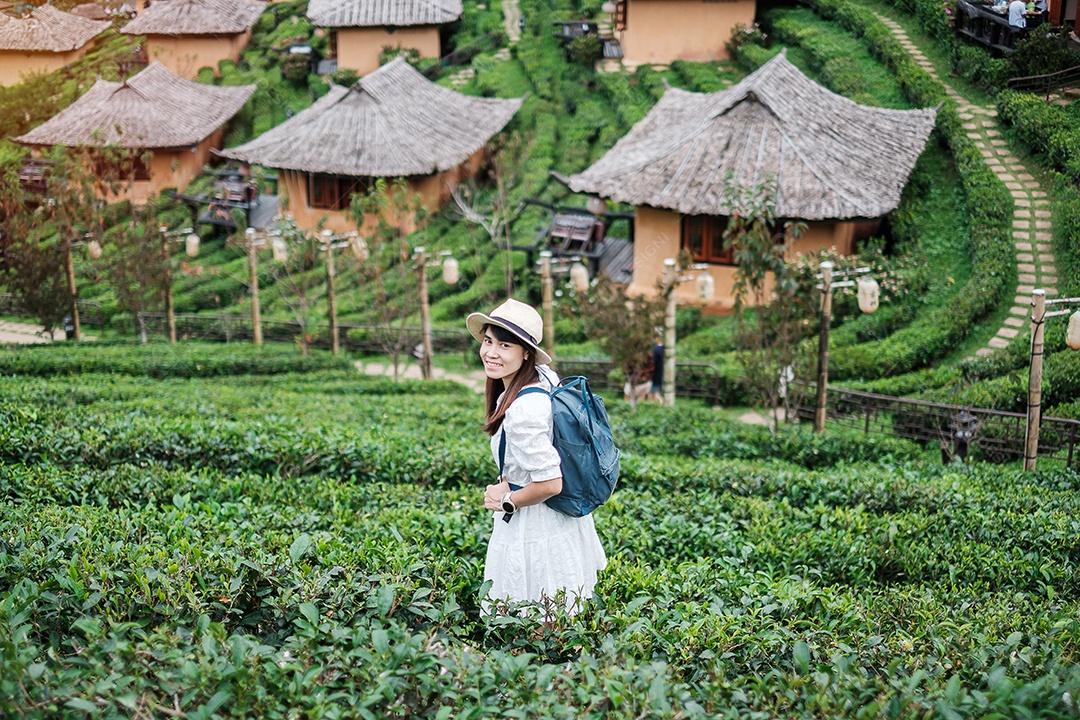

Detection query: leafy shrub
xmin=0 ymin=342 xmax=351 ymax=377
xmin=379 ymin=45 xmax=421 ymax=67
xmin=726 ymin=22 xmax=769 ymax=58
xmin=567 ymin=35 xmax=603 ymax=65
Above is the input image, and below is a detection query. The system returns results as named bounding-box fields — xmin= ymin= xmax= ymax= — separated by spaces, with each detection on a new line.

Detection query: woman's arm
xmin=483 ymin=477 xmax=563 ymax=511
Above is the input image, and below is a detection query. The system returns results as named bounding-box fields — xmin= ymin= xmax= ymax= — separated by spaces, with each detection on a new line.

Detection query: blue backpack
xmin=499 ymin=375 xmax=621 ymax=518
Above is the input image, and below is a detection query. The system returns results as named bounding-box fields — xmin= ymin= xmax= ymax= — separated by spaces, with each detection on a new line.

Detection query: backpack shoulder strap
xmin=498 ymin=386 xmax=551 ymax=474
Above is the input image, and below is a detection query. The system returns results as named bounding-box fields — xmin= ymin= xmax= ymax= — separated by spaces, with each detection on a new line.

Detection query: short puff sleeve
xmin=502 ymin=391 xmax=563 ymax=484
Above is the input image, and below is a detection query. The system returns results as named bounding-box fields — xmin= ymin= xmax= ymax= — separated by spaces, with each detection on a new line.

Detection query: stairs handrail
xmin=1006 ymin=64 xmax=1080 ymax=101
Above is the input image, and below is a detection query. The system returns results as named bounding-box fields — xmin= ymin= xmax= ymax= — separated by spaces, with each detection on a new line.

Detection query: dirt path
xmin=0 ymin=320 xmax=60 ymax=344
xmin=355 ymin=360 xmax=487 ymax=392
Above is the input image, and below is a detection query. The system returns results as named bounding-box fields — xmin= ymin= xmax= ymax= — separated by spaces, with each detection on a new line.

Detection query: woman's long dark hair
xmin=481 ymin=323 xmax=540 ymax=435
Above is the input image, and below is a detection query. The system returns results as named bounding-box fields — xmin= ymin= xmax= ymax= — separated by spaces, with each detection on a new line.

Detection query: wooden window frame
xmin=308 ymin=173 xmax=368 ymax=211
xmin=681 ymin=214 xmax=734 ymax=265
xmin=92 ymin=154 xmax=151 ymax=183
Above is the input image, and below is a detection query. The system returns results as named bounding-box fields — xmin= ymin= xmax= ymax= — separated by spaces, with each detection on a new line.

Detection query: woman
xmin=466 ymin=298 xmax=607 ymax=617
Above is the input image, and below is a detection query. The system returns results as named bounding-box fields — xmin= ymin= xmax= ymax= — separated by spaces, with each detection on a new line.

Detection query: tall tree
xmin=723 ymin=175 xmax=813 ymax=429
xmin=0 ymin=145 xmax=141 ymax=336
xmin=264 ymin=214 xmax=323 ymax=356
xmin=566 ymin=274 xmax=666 ymax=411
xmin=350 ymin=177 xmax=428 ymax=380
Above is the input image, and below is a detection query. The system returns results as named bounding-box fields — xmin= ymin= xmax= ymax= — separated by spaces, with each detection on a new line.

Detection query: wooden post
xmin=247 ymin=231 xmax=262 ymax=346
xmin=64 ymin=241 xmax=82 ymax=341
xmin=1024 ymin=289 xmax=1046 ymax=472
xmin=539 ymin=250 xmax=555 ymax=365
xmin=416 ymin=247 xmax=433 ymax=380
xmin=323 ymin=230 xmax=339 ymax=356
xmin=662 ymin=258 xmax=677 ymax=408
xmin=160 ymin=230 xmax=176 ymax=343
xmin=165 ymin=283 xmax=176 ymax=344
xmin=814 ymin=261 xmax=834 ymax=433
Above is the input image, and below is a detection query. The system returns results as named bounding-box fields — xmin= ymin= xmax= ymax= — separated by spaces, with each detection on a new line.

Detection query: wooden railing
xmin=554 ymin=358 xmax=729 ymax=403
xmin=421 ymin=31 xmax=507 ymax=80
xmin=136 ymin=313 xmax=473 ymax=361
xmin=0 ymin=293 xmax=105 ymax=332
xmin=792 ymin=385 xmax=1079 ymax=468
xmin=1007 ymin=64 xmax=1080 ymax=101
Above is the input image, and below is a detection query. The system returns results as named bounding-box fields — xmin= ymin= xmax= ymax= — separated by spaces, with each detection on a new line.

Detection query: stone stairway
xmin=502 ymin=0 xmax=522 ymax=43
xmin=879 ymin=16 xmax=1057 ymax=358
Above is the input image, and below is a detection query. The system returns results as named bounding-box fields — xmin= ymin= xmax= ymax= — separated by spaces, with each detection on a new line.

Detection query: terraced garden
xmin=2 ymin=343 xmax=1079 ymax=717
xmin=3 ymin=0 xmax=1080 ymax=714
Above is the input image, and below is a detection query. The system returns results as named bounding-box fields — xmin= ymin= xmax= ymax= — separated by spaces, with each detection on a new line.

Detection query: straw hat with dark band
xmin=466 ymin=298 xmax=552 ymax=366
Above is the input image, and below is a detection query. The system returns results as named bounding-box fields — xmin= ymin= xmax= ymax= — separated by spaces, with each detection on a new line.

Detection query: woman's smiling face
xmin=480 ymin=327 xmax=525 ymax=383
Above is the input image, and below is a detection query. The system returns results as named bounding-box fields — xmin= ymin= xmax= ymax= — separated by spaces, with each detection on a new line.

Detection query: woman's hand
xmin=484 ymin=479 xmax=510 ymax=511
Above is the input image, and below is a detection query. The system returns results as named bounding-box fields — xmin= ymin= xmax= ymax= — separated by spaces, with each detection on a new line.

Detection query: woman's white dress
xmin=484 ymin=366 xmax=608 ymax=616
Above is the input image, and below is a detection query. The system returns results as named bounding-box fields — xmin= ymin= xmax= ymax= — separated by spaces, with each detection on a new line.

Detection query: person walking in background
xmin=466 ymin=298 xmax=607 ymax=619
xmin=647 ymin=338 xmax=664 ymax=404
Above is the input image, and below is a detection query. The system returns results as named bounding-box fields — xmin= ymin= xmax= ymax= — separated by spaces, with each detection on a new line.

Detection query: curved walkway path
xmin=355 ymin=360 xmax=487 ymax=392
xmin=0 ymin=320 xmax=63 ymax=344
xmin=879 ymin=16 xmax=1058 ymax=358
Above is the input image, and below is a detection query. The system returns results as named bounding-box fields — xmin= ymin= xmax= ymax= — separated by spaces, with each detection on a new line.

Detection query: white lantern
xmin=570 ymin=260 xmax=590 ymax=293
xmin=350 ymin=235 xmax=369 ymax=262
xmin=1067 ymin=310 xmax=1080 ymax=351
xmin=442 ymin=256 xmax=459 ymax=285
xmin=185 ymin=233 xmax=200 ymax=257
xmin=586 ymin=196 xmax=607 ymax=217
xmin=857 ymin=275 xmax=880 ymax=314
xmin=601 ymin=1 xmax=617 ymax=12
xmin=271 ymin=237 xmax=288 ymax=263
xmin=695 ymin=272 xmax=715 ymax=303
xmin=87 ymin=239 xmax=102 ymax=260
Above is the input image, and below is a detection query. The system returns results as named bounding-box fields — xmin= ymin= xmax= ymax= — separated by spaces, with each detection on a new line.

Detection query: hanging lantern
xmin=1067 ymin=310 xmax=1080 ymax=351
xmin=586 ymin=195 xmax=607 ymax=217
xmin=857 ymin=275 xmax=880 ymax=314
xmin=442 ymin=255 xmax=459 ymax=285
xmin=271 ymin=237 xmax=288 ymax=263
xmin=185 ymin=233 xmax=200 ymax=257
xmin=87 ymin=239 xmax=102 ymax=260
xmin=696 ymin=272 xmax=715 ymax=303
xmin=350 ymin=235 xmax=369 ymax=262
xmin=570 ymin=260 xmax=590 ymax=293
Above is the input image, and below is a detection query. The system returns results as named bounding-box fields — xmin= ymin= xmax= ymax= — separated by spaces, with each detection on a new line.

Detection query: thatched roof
xmin=0 ymin=5 xmax=110 ymax=52
xmin=219 ymin=57 xmax=522 ymax=177
xmin=15 ymin=62 xmax=255 ymax=149
xmin=567 ymin=51 xmax=938 ymax=221
xmin=70 ymin=4 xmax=110 ymax=21
xmin=307 ymin=0 xmax=462 ymax=28
xmin=121 ymin=0 xmax=263 ymax=36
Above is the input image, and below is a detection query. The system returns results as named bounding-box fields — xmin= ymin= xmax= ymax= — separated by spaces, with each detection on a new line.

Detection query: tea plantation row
xmin=2 ymin=346 xmax=1080 ymax=717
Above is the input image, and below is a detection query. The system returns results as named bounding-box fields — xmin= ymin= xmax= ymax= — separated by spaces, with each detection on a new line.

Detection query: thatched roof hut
xmin=220 ymin=56 xmax=522 ymax=177
xmin=121 ymin=0 xmax=263 ymax=36
xmin=568 ymin=51 xmax=938 ymax=221
xmin=0 ymin=5 xmax=110 ymax=52
xmin=307 ymin=0 xmax=462 ymax=28
xmin=16 ymin=61 xmax=255 ymax=149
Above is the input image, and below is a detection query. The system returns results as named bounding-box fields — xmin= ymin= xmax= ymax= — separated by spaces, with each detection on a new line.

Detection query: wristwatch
xmin=501 ymin=491 xmax=517 ymax=514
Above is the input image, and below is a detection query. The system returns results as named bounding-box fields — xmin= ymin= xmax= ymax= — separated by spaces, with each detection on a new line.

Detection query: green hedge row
xmin=0 ymin=342 xmax=352 ymax=377
xmin=998 ymin=90 xmax=1080 ymax=183
xmin=0 ymin=399 xmax=916 ymax=486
